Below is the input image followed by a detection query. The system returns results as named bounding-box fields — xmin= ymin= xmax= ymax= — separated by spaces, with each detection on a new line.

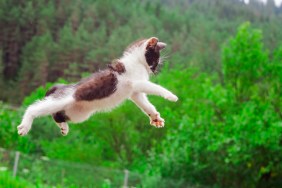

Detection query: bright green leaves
xmin=142 ymin=23 xmax=282 ymax=188
xmin=222 ymin=22 xmax=268 ymax=101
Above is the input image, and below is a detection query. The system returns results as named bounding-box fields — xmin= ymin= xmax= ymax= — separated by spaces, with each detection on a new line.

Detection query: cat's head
xmin=126 ymin=37 xmax=166 ymax=73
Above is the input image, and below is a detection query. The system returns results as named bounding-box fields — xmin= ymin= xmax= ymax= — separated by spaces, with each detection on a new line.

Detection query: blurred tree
xmin=222 ymin=22 xmax=268 ymax=101
xmin=140 ymin=23 xmax=282 ymax=188
xmin=19 ymin=32 xmax=54 ymax=97
xmin=1 ymin=0 xmax=282 ymax=103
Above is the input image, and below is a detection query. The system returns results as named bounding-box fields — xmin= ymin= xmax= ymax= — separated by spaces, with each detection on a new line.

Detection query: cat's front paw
xmin=17 ymin=124 xmax=31 ymax=136
xmin=165 ymin=93 xmax=178 ymax=102
xmin=150 ymin=113 xmax=165 ymax=128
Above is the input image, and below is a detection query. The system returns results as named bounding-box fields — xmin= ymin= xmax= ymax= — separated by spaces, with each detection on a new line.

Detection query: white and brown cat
xmin=17 ymin=37 xmax=178 ymax=136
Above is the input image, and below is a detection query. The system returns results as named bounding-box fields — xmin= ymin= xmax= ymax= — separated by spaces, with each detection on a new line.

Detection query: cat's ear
xmin=146 ymin=37 xmax=166 ymax=51
xmin=146 ymin=37 xmax=159 ymax=49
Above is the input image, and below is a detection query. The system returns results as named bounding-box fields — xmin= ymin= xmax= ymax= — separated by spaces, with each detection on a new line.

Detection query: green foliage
xmin=222 ymin=22 xmax=268 ymax=101
xmin=0 ymin=171 xmax=34 ymax=188
xmin=1 ymin=0 xmax=282 ymax=103
xmin=141 ymin=23 xmax=282 ymax=188
xmin=0 ymin=1 xmax=282 ymax=187
xmin=0 ymin=102 xmax=34 ymax=153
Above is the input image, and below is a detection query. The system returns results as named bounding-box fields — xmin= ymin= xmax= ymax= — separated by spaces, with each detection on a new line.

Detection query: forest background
xmin=0 ymin=0 xmax=281 ymax=187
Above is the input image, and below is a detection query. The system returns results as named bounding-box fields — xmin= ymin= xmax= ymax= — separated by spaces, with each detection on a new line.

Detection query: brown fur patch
xmin=45 ymin=86 xmax=58 ymax=97
xmin=108 ymin=61 xmax=126 ymax=74
xmin=45 ymin=84 xmax=72 ymax=98
xmin=53 ymin=111 xmax=69 ymax=123
xmin=74 ymin=70 xmax=117 ymax=101
xmin=145 ymin=38 xmax=162 ymax=73
xmin=145 ymin=47 xmax=160 ymax=73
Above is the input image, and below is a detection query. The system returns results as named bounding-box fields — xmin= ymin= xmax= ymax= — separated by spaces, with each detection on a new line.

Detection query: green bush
xmin=0 ymin=171 xmax=34 ymax=188
xmin=140 ymin=23 xmax=282 ymax=188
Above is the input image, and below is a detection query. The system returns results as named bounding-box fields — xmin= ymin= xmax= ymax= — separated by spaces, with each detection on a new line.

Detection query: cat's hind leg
xmin=17 ymin=96 xmax=74 ymax=136
xmin=55 ymin=122 xmax=69 ymax=136
xmin=52 ymin=111 xmax=70 ymax=136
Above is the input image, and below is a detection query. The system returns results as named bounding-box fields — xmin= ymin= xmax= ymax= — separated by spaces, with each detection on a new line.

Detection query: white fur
xmin=17 ymin=37 xmax=178 ymax=136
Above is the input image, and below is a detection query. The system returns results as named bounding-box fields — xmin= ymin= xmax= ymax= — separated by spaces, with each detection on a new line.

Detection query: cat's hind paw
xmin=58 ymin=122 xmax=69 ymax=136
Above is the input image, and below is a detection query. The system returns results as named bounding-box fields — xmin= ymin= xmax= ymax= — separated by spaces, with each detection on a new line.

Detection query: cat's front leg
xmin=133 ymin=81 xmax=178 ymax=102
xmin=130 ymin=92 xmax=165 ymax=128
xmin=149 ymin=112 xmax=165 ymax=128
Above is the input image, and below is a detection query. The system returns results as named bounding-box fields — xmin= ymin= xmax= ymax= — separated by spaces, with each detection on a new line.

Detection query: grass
xmin=0 ymin=171 xmax=35 ymax=188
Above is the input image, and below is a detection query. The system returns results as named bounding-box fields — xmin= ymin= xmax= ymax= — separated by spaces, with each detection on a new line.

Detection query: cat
xmin=17 ymin=37 xmax=178 ymax=136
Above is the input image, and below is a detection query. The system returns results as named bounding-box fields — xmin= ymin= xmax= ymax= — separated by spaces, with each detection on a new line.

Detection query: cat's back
xmin=45 ymin=83 xmax=75 ymax=98
xmin=74 ymin=70 xmax=118 ymax=102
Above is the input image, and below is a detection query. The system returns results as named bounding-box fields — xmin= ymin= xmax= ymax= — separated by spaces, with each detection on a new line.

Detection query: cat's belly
xmin=65 ymin=88 xmax=132 ymax=123
xmin=65 ymin=103 xmax=92 ymax=123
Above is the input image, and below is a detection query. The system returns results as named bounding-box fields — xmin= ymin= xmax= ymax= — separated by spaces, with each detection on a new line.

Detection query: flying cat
xmin=17 ymin=37 xmax=178 ymax=136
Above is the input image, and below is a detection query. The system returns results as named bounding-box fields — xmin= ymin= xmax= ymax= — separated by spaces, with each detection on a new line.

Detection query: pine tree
xmin=19 ymin=32 xmax=54 ymax=97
